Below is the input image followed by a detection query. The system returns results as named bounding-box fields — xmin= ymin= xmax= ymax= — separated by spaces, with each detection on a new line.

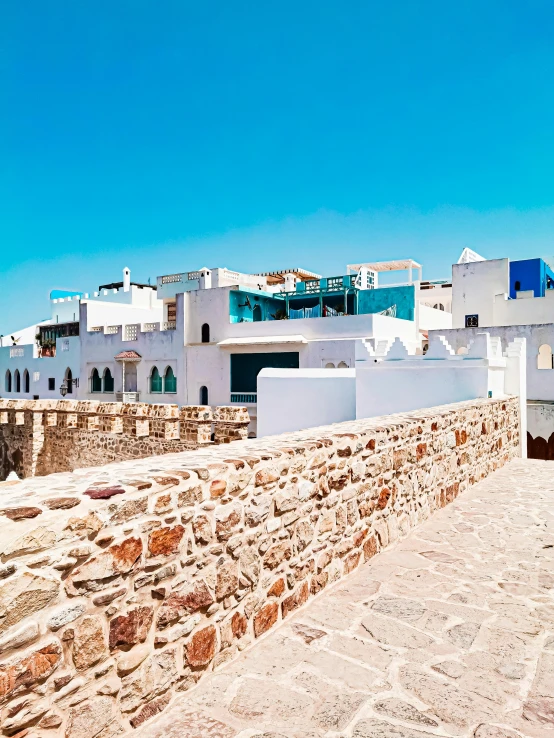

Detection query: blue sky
xmin=2 ymin=1 xmax=554 ymax=332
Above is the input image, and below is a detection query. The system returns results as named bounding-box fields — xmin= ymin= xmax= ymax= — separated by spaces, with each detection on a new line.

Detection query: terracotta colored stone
xmin=2 ymin=507 xmax=42 ymax=520
xmin=130 ymin=690 xmax=172 ymax=728
xmin=363 ymin=535 xmax=378 ymax=561
xmin=43 ymin=497 xmax=80 ymax=510
xmin=110 ymin=537 xmax=143 ymax=572
xmin=185 ymin=625 xmax=217 ymax=667
xmin=192 ymin=515 xmax=213 ymax=544
xmin=153 ymin=475 xmax=180 ymax=487
xmin=148 ymin=525 xmax=185 ymax=557
xmin=255 ymin=468 xmax=280 ymax=486
xmin=282 ymin=581 xmax=309 ymax=618
xmin=263 ymin=541 xmax=292 ymax=569
xmin=344 ymin=551 xmax=362 ymax=574
xmin=109 ymin=606 xmax=153 ymax=649
xmin=267 ymin=578 xmax=285 ymax=597
xmin=84 ymin=486 xmax=125 ymax=499
xmin=216 ymin=561 xmax=239 ymax=600
xmin=0 ymin=641 xmax=62 ymax=700
xmin=416 ymin=443 xmax=427 ymax=460
xmin=127 ymin=480 xmax=153 ymax=490
xmin=376 ymin=488 xmax=391 ymax=510
xmin=253 ymin=602 xmax=279 ymax=637
xmin=310 ymin=571 xmax=329 ymax=594
xmin=72 ymin=614 xmax=106 ymax=670
xmin=156 ymin=580 xmax=214 ymax=627
xmin=231 ymin=611 xmax=247 ymax=640
xmin=210 ymin=479 xmax=227 ymax=498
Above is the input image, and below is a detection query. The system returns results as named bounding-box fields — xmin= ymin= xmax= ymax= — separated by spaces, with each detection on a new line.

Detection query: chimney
xmin=123 ymin=267 xmax=131 ymax=292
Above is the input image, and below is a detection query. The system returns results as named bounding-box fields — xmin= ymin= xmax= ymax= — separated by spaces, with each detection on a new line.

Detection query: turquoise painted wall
xmin=229 ymin=289 xmax=283 ymax=323
xmin=357 ymin=285 xmax=415 ymax=320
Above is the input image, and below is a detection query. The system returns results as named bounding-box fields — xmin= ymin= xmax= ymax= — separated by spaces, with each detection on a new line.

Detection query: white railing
xmin=33 ymin=371 xmax=40 ymax=382
xmin=124 ymin=325 xmax=138 ymax=341
xmin=89 ymin=326 xmax=103 ymax=332
xmin=162 ymin=321 xmax=176 ymax=331
xmin=142 ymin=323 xmax=158 ymax=332
xmin=10 ymin=347 xmax=24 ymax=358
xmin=161 ymin=274 xmax=182 ymax=284
xmin=61 ymin=339 xmax=70 ymax=351
xmin=105 ymin=326 xmax=119 ymax=335
xmin=187 ymin=271 xmax=202 ymax=280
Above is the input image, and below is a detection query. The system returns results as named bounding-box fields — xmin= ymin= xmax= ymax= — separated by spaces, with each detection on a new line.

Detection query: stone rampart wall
xmin=0 ymin=397 xmax=520 ymax=738
xmin=0 ymin=400 xmax=250 ymax=479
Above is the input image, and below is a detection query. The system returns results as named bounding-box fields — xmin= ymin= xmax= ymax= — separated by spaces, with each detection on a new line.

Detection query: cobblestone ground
xmin=136 ymin=459 xmax=554 ymax=738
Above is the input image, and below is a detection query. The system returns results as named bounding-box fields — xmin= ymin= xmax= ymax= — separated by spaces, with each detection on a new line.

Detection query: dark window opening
xmin=200 ymin=385 xmax=208 ymax=405
xmin=65 ymin=368 xmax=73 ymax=394
xmin=14 ymin=370 xmax=20 ymax=393
xmin=230 ymin=352 xmax=300 ymax=393
xmin=465 ymin=314 xmax=479 ymax=328
xmin=103 ymin=368 xmax=114 ymax=393
xmin=48 ymin=378 xmax=55 ymax=391
xmin=150 ymin=366 xmax=162 ymax=393
xmin=201 ymin=323 xmax=210 ymax=343
xmin=91 ymin=368 xmax=102 ymax=392
xmin=24 ymin=370 xmax=30 ymax=393
xmin=514 ymin=280 xmax=521 ymax=291
xmin=164 ymin=366 xmax=177 ymax=393
xmin=5 ymin=370 xmax=11 ymax=392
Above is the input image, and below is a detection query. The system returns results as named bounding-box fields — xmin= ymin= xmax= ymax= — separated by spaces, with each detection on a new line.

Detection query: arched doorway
xmin=252 ymin=304 xmax=262 ymax=322
xmin=201 ymin=323 xmax=210 ymax=343
xmin=199 ymin=386 xmax=208 ymax=405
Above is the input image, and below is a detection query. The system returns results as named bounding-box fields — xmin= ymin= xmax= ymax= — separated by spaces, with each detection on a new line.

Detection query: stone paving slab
xmin=136 ymin=459 xmax=554 ymax=738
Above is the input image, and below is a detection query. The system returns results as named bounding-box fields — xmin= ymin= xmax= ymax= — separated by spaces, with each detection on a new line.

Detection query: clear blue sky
xmin=2 ymin=1 xmax=554 ymax=332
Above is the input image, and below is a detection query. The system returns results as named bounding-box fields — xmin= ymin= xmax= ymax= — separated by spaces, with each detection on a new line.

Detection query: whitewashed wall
xmin=452 ymin=258 xmax=509 ymax=329
xmin=257 ymin=368 xmax=356 ymax=437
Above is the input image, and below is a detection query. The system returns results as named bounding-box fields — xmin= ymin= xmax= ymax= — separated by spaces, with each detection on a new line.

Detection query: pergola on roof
xmin=254 ymin=268 xmax=322 ymax=284
xmin=347 ymin=259 xmax=422 ymax=273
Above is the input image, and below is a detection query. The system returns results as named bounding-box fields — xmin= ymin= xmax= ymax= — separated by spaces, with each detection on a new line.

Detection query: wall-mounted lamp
xmin=60 ymin=378 xmax=79 ymax=397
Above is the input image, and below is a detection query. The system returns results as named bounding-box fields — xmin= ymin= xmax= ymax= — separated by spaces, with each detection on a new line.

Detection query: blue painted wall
xmin=357 ymin=284 xmax=415 ymax=321
xmin=509 ymin=258 xmax=554 ymax=298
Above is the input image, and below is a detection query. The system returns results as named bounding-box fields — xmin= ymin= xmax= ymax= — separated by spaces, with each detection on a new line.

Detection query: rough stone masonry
xmin=0 ymin=399 xmax=250 ymax=480
xmin=0 ymin=396 xmax=519 ymax=738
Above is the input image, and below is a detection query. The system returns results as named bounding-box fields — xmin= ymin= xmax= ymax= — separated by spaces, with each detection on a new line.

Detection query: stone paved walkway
xmin=136 ymin=459 xmax=554 ymax=738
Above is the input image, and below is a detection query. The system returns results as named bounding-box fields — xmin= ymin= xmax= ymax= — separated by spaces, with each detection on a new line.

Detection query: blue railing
xmin=230 ymin=393 xmax=257 ymax=404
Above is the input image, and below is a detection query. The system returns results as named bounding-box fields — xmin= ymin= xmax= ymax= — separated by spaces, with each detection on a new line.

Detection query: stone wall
xmin=0 ymin=397 xmax=520 ymax=738
xmin=0 ymin=400 xmax=250 ymax=480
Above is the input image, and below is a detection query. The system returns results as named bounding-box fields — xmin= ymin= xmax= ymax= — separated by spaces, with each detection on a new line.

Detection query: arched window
xmin=164 ymin=366 xmax=177 ymax=393
xmin=457 ymin=347 xmax=469 ymax=355
xmin=91 ymin=368 xmax=102 ymax=392
xmin=150 ymin=366 xmax=162 ymax=393
xmin=338 ymin=361 xmax=349 ymax=368
xmin=201 ymin=323 xmax=210 ymax=343
xmin=103 ymin=368 xmax=115 ymax=392
xmin=324 ymin=362 xmax=335 ymax=369
xmin=538 ymin=344 xmax=554 ymax=370
xmin=199 ymin=385 xmax=208 ymax=405
xmin=515 ymin=280 xmax=521 ymax=292
xmin=65 ymin=368 xmax=73 ymax=394
xmin=23 ymin=370 xmax=30 ymax=393
xmin=252 ymin=304 xmax=262 ymax=322
xmin=5 ymin=370 xmax=11 ymax=392
xmin=14 ymin=369 xmax=20 ymax=393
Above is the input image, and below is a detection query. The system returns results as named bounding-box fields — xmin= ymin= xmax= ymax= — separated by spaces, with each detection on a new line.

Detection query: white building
xmin=432 ymin=254 xmax=554 ymax=458
xmin=0 ymin=268 xmax=162 ymax=401
xmin=79 ymin=260 xmax=451 ymax=434
xmin=1 ymin=257 xmax=453 ymax=437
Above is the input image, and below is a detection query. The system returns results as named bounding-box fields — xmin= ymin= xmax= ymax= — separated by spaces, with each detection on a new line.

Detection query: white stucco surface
xmin=257 ymin=368 xmax=356 ymax=437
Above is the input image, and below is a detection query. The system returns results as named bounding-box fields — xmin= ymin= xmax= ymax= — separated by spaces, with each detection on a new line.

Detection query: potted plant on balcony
xmin=40 ymin=339 xmax=56 ymax=357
